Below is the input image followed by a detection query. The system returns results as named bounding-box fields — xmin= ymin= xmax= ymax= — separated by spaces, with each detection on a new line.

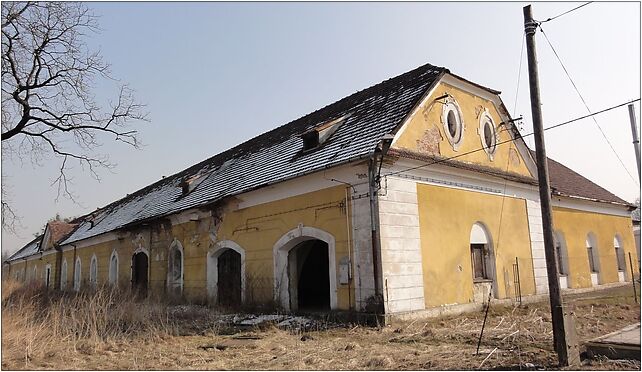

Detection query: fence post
xmin=629 ymin=252 xmax=638 ymax=304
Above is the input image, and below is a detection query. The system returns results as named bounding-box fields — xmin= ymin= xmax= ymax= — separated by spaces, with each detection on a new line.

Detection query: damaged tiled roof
xmin=44 ymin=221 xmax=78 ymax=250
xmin=57 ymin=63 xmax=447 ymax=245
xmin=7 ymin=236 xmax=43 ymax=261
xmin=530 ymin=150 xmax=631 ymax=206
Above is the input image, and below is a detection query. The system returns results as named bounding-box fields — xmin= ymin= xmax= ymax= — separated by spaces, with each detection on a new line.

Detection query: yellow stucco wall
xmin=21 ymin=185 xmax=354 ymax=310
xmin=213 ymin=185 xmax=352 ymax=308
xmin=11 ymin=252 xmax=57 ymax=288
xmin=552 ymin=206 xmax=638 ymax=288
xmin=417 ymin=183 xmax=535 ymax=307
xmin=394 ymin=82 xmax=532 ymax=178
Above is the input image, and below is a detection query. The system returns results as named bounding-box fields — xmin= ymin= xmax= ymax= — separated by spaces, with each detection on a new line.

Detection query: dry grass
xmin=1 ymin=280 xmax=177 ymax=368
xmin=1 ymin=280 xmax=640 ymax=370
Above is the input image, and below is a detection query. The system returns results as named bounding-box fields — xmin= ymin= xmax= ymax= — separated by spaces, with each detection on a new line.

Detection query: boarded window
xmin=555 ymin=240 xmax=566 ymax=275
xmin=471 ymin=244 xmax=487 ymax=280
xmin=614 ymin=238 xmax=625 ymax=271
xmin=587 ymin=246 xmax=598 ymax=273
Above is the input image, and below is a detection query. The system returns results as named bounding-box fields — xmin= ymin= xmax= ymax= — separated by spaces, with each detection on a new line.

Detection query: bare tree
xmin=1 ymin=2 xmax=148 ymax=231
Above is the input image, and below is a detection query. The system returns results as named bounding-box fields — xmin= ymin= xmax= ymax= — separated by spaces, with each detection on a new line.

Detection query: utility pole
xmin=523 ymin=5 xmax=579 ymax=367
xmin=627 ymin=104 xmax=641 ymax=181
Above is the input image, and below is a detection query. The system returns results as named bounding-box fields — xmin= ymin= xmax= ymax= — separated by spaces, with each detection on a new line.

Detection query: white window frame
xmin=109 ymin=250 xmax=119 ymax=285
xmin=167 ymin=239 xmax=184 ymax=295
xmin=207 ymin=240 xmax=246 ymax=305
xmin=586 ymin=233 xmax=601 ymax=286
xmin=60 ymin=259 xmax=68 ymax=290
xmin=74 ymin=257 xmax=82 ymax=291
xmin=441 ymin=97 xmax=464 ymax=150
xmin=89 ymin=254 xmax=98 ymax=289
xmin=478 ymin=110 xmax=497 ymax=159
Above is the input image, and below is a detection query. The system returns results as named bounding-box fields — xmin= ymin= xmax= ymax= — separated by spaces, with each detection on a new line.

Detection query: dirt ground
xmin=2 ymin=284 xmax=640 ymax=370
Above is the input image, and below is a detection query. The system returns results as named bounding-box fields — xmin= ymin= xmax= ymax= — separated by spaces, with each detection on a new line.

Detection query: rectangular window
xmin=555 ymin=243 xmax=565 ymax=275
xmin=587 ymin=247 xmax=598 ymax=273
xmin=615 ymin=247 xmax=625 ymax=271
xmin=471 ymin=244 xmax=487 ymax=280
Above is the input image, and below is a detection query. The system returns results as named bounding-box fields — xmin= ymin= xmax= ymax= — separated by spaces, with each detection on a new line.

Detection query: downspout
xmin=149 ymin=227 xmax=153 ymax=294
xmin=71 ymin=244 xmax=77 ymax=290
xmin=344 ymin=185 xmax=353 ymax=311
xmin=54 ymin=244 xmax=63 ymax=290
xmin=368 ymin=135 xmax=394 ymax=312
xmin=368 ymin=156 xmax=382 ymax=302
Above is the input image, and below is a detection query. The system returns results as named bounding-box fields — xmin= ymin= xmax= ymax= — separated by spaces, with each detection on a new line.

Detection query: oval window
xmin=479 ymin=112 xmax=497 ymax=157
xmin=442 ymin=99 xmax=463 ymax=149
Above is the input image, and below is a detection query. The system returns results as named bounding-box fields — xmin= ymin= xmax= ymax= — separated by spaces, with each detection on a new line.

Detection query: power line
xmin=513 ymin=33 xmax=526 ymax=118
xmin=383 ymin=98 xmax=641 ymax=178
xmin=539 ymin=2 xmax=592 ymax=23
xmin=539 ymin=25 xmax=638 ymax=185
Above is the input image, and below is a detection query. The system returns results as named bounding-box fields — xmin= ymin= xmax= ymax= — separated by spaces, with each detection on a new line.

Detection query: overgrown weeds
xmin=1 ymin=279 xmax=177 ymax=365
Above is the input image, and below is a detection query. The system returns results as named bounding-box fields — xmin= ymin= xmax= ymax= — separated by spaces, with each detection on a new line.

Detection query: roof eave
xmin=552 ymin=191 xmax=636 ymax=210
xmin=61 ymin=152 xmax=375 ymax=246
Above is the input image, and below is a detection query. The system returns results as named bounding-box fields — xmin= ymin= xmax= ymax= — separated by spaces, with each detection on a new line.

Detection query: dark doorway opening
xmin=45 ymin=267 xmax=51 ymax=289
xmin=288 ymin=240 xmax=330 ymax=311
xmin=132 ymin=252 xmax=148 ymax=297
xmin=217 ymin=249 xmax=242 ymax=307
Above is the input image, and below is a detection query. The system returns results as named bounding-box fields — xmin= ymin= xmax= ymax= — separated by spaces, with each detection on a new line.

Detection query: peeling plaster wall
xmin=36 ymin=164 xmax=375 ymax=311
xmin=393 ymin=82 xmax=533 ymax=178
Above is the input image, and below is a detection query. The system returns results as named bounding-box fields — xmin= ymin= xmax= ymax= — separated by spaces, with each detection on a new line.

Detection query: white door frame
xmin=207 ymin=240 xmax=246 ymax=304
xmin=273 ymin=225 xmax=337 ymax=311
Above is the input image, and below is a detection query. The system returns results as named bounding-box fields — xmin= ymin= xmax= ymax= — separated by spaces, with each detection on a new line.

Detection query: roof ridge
xmin=529 ymin=149 xmax=630 ymax=205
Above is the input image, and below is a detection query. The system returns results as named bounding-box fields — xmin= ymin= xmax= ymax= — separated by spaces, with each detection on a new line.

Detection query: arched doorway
xmin=207 ymin=240 xmax=246 ymax=307
xmin=273 ymin=226 xmax=337 ymax=312
xmin=131 ymin=250 xmax=149 ymax=296
xmin=218 ymin=250 xmax=242 ymax=306
xmin=470 ymin=222 xmax=497 ymax=302
xmin=288 ymin=239 xmax=330 ymax=311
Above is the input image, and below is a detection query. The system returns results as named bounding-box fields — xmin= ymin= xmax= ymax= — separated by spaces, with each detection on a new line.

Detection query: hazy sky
xmin=2 ymin=1 xmax=640 ymax=254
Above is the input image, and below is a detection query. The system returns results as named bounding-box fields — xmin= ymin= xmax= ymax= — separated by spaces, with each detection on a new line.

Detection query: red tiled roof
xmin=530 ymin=150 xmax=631 ymax=206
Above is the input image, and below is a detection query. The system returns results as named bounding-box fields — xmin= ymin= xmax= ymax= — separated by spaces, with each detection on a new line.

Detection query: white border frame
xmin=109 ymin=249 xmax=119 ymax=285
xmin=586 ymin=232 xmax=601 ymax=284
xmin=89 ymin=254 xmax=98 ymax=288
xmin=273 ymin=225 xmax=337 ymax=311
xmin=73 ymin=256 xmax=82 ymax=291
xmin=60 ymin=258 xmax=68 ymax=290
xmin=207 ymin=240 xmax=246 ymax=304
xmin=441 ymin=97 xmax=464 ymax=151
xmin=478 ymin=109 xmax=497 ymax=159
xmin=167 ymin=238 xmax=184 ymax=294
xmin=131 ymin=247 xmax=150 ymax=287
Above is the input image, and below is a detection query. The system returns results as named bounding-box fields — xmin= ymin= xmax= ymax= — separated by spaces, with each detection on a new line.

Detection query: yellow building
xmin=5 ymin=63 xmax=638 ymax=317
